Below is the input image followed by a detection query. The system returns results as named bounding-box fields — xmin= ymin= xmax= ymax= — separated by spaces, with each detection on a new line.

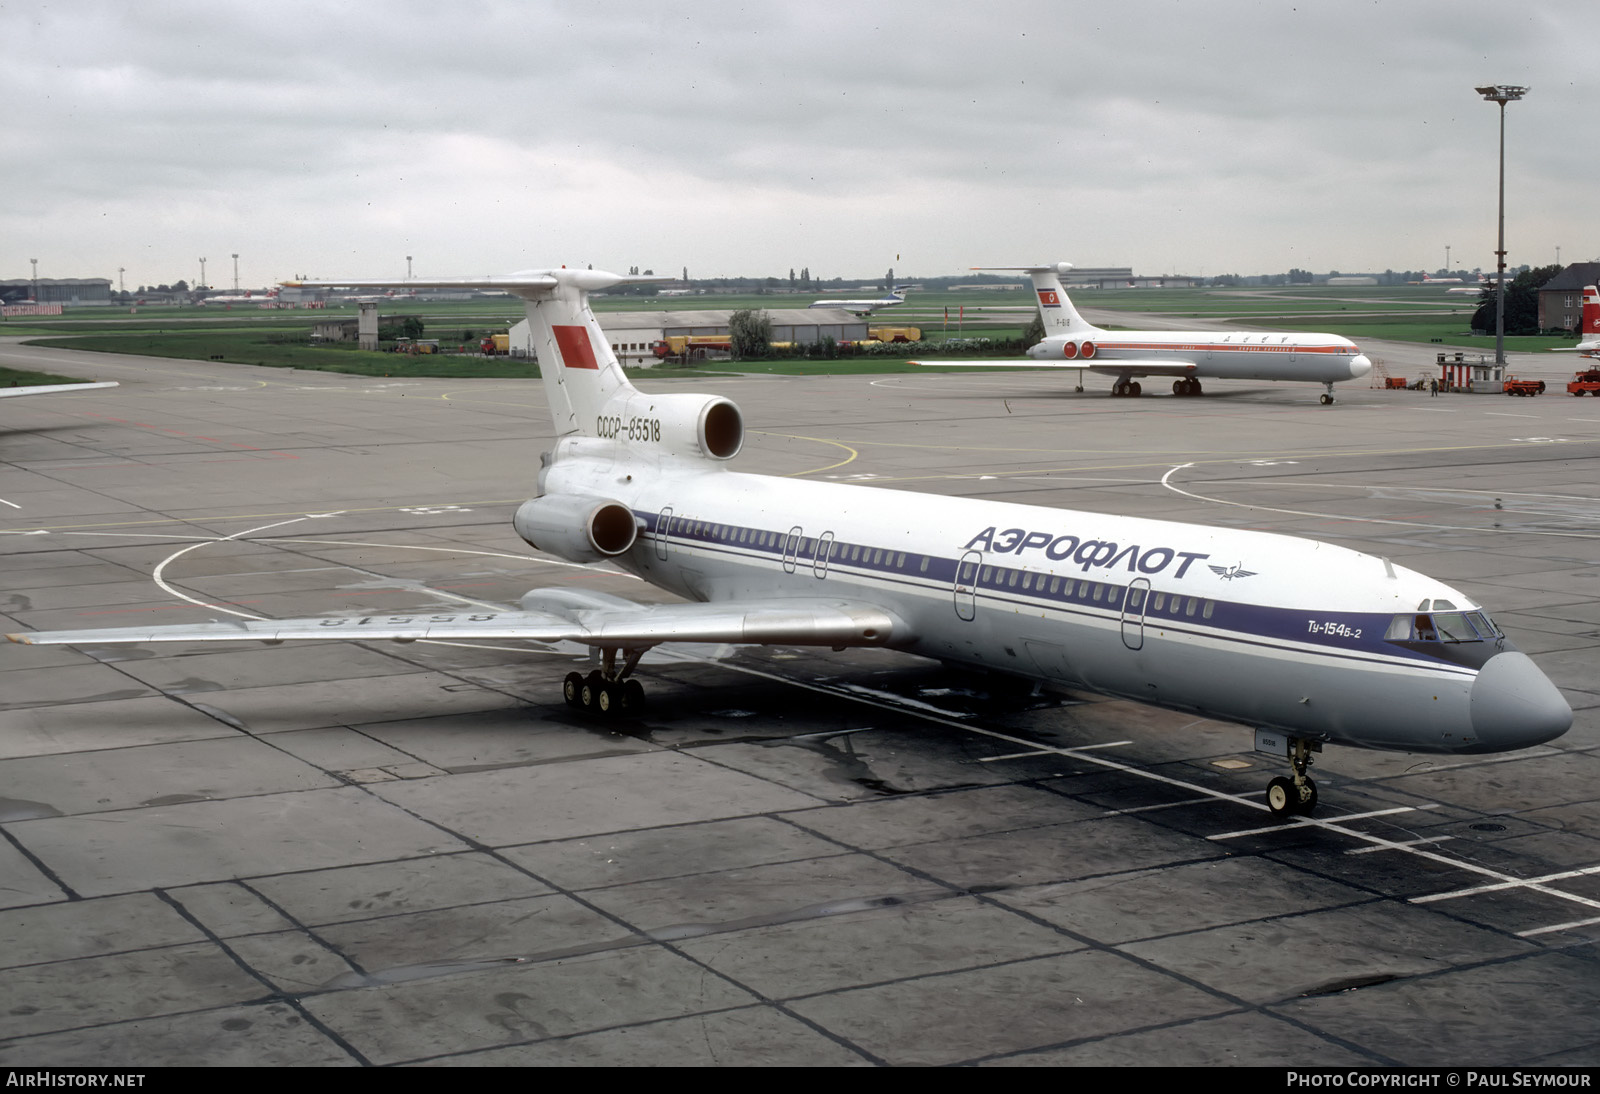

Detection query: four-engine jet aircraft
xmin=5 ymin=266 xmax=1570 ymax=817
xmin=914 ymin=263 xmax=1372 ymax=404
xmin=809 ymin=290 xmax=906 ymax=317
xmin=0 ymin=381 xmax=118 ymax=399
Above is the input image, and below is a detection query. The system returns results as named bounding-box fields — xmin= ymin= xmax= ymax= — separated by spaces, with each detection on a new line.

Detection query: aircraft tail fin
xmin=284 ymin=268 xmax=743 ymax=461
xmin=285 ymin=268 xmax=670 ymax=437
xmin=1583 ymin=285 xmax=1599 ymax=337
xmin=515 ymin=269 xmax=662 ymax=436
xmin=972 ymin=263 xmax=1097 ymax=338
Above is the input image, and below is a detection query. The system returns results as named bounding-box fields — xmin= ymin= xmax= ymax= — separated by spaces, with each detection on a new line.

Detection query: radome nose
xmin=1349 ymin=354 xmax=1373 ymax=380
xmin=1470 ymin=652 xmax=1571 ymax=750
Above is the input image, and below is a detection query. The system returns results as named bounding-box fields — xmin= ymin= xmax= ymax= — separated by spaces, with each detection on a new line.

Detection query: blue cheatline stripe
xmin=636 ymin=510 xmax=1484 ymax=678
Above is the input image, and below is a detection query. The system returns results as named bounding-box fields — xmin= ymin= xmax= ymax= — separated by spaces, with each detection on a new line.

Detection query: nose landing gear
xmin=1265 ymin=737 xmax=1320 ymax=817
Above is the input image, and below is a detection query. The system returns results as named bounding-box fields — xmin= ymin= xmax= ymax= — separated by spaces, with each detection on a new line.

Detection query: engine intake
xmin=602 ymin=391 xmax=744 ymax=461
xmin=513 ymin=494 xmax=638 ymax=563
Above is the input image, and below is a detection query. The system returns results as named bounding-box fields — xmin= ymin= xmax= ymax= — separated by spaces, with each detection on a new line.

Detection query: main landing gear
xmin=1171 ymin=377 xmax=1203 ymax=397
xmin=1111 ymin=380 xmax=1143 ymax=397
xmin=563 ymin=647 xmax=649 ymax=717
xmin=1265 ymin=737 xmax=1319 ymax=818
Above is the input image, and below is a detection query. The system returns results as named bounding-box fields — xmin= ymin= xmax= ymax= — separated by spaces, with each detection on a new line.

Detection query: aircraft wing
xmin=0 ymin=381 xmax=119 ymax=399
xmin=5 ymin=597 xmax=900 ymax=650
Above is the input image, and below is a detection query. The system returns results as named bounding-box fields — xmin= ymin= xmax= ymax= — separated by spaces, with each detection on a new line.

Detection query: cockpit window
xmin=1387 ymin=609 xmax=1502 ymax=643
xmin=1432 ymin=613 xmax=1475 ymax=642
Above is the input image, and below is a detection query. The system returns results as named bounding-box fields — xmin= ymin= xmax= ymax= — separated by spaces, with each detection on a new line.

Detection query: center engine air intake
xmin=607 ymin=392 xmax=744 ymax=461
xmin=513 ymin=495 xmax=638 ymax=563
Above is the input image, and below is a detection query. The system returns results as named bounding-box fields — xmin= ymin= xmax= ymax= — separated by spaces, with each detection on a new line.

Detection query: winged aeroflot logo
xmin=1209 ymin=562 xmax=1258 ymax=581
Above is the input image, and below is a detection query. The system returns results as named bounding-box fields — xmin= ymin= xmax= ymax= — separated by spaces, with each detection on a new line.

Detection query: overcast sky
xmin=3 ymin=0 xmax=1594 ymax=289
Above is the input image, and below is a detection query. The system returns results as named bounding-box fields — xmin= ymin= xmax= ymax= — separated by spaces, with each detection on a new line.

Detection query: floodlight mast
xmin=1476 ymin=84 xmax=1527 ymax=367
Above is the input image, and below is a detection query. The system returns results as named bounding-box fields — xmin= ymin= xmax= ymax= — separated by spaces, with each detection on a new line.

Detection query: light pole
xmin=198 ymin=256 xmax=207 ymax=292
xmin=232 ymin=253 xmax=239 ymax=292
xmin=30 ymin=258 xmax=37 ymax=303
xmin=1476 ymin=84 xmax=1527 ymax=367
xmin=406 ymin=255 xmax=413 ymax=281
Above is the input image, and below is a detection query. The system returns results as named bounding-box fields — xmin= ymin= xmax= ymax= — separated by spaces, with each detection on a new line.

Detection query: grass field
xmin=8 ymin=284 xmax=1572 ymax=376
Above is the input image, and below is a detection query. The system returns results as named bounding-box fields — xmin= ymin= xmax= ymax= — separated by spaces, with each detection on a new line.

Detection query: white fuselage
xmin=544 ymin=440 xmax=1562 ymax=757
xmin=1027 ymin=330 xmax=1371 ymax=384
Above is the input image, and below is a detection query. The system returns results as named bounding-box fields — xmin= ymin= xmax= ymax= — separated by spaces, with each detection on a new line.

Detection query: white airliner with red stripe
xmin=1575 ymin=286 xmax=1599 ymax=356
xmin=917 ymin=263 xmax=1371 ymax=404
xmin=6 ymin=266 xmax=1569 ymax=819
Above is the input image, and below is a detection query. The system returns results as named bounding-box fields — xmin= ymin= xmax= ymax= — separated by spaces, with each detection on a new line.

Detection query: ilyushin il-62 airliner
xmin=915 ymin=263 xmax=1372 ymax=404
xmin=6 ymin=267 xmax=1569 ymax=817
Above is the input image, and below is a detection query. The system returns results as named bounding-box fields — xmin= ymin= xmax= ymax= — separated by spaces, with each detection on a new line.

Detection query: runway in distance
xmin=912 ymin=263 xmax=1372 ymax=404
xmin=6 ymin=267 xmax=1570 ymax=817
xmin=0 ymin=380 xmax=117 ymax=399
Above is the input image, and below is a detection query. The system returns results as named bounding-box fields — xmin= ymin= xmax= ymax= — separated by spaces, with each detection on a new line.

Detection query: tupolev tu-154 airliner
xmin=915 ymin=264 xmax=1372 ymax=404
xmin=5 ymin=267 xmax=1569 ymax=818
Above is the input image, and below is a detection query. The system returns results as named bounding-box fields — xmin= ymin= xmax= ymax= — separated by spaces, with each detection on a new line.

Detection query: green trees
xmin=1470 ymin=264 xmax=1563 ymax=335
xmin=728 ymin=309 xmax=772 ymax=359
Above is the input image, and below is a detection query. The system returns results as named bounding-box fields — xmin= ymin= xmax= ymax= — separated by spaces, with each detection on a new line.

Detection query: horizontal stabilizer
xmin=7 ymin=597 xmax=902 ymax=650
xmin=283 ymin=269 xmax=672 ymax=301
xmin=971 ymin=263 xmax=1074 ymax=275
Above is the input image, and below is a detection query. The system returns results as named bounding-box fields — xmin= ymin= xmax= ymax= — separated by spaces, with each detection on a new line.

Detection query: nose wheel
xmin=1319 ymin=383 xmax=1336 ymax=406
xmin=1265 ymin=737 xmax=1320 ymax=817
xmin=563 ymin=647 xmax=650 ymax=717
xmin=1266 ymin=774 xmax=1317 ymax=816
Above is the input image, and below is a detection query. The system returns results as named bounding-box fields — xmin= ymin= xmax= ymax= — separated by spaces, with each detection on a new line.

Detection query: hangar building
xmin=0 ymin=278 xmax=113 ymax=306
xmin=508 ymin=307 xmax=869 ymax=366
